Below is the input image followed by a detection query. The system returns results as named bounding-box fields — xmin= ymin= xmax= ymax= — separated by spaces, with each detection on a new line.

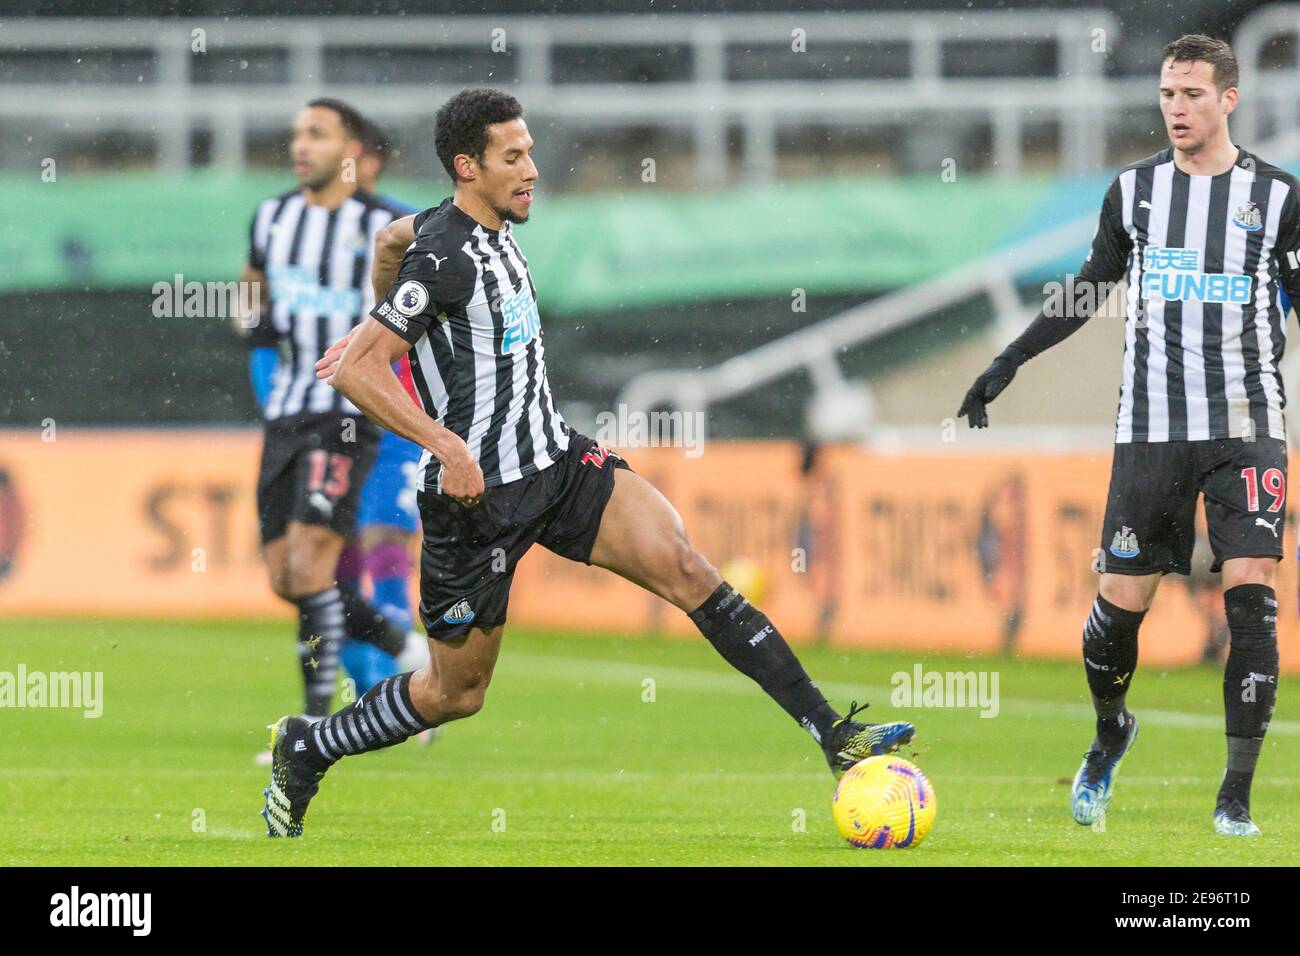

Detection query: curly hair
xmin=434 ymin=88 xmax=524 ymax=183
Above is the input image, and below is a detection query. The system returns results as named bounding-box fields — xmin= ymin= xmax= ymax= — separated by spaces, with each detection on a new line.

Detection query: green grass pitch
xmin=2 ymin=618 xmax=1296 ymax=865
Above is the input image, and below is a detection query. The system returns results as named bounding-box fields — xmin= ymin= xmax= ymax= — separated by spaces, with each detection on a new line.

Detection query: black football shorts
xmin=1097 ymin=437 xmax=1287 ymax=576
xmin=416 ymin=432 xmax=631 ymax=640
xmin=256 ymin=413 xmax=380 ymax=545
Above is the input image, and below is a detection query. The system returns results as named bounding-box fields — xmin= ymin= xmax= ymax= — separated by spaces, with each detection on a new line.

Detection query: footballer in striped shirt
xmin=259 ymin=88 xmax=916 ymax=838
xmin=959 ymin=35 xmax=1291 ymax=838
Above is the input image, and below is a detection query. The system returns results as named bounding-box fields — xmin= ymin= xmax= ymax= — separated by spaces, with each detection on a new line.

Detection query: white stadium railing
xmin=1234 ymin=4 xmax=1300 ymax=147
xmin=609 ymin=8 xmax=1300 ymax=447
xmin=0 ymin=11 xmax=1130 ymax=181
xmin=616 ymin=125 xmax=1300 ymax=449
xmin=617 ymin=209 xmax=1083 ymax=442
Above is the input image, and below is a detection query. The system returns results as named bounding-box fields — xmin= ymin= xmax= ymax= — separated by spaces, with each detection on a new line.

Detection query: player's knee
xmin=452 ymin=687 xmax=487 ymax=719
xmin=267 ymin=566 xmax=294 ymax=601
xmin=1098 ymin=573 xmax=1158 ymax=613
xmin=1222 ymin=558 xmax=1278 ymax=591
xmin=667 ymin=536 xmax=720 ymax=607
xmin=440 ymin=681 xmax=487 ymax=720
xmin=284 ymin=567 xmax=330 ymax=598
xmin=410 ymin=666 xmax=488 ymax=722
xmin=285 ymin=543 xmax=337 ymax=596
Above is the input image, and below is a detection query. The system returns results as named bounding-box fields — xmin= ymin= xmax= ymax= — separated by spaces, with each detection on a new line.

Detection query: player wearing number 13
xmin=240 ymin=99 xmax=416 ymax=729
xmin=958 ymin=36 xmax=1293 ymax=837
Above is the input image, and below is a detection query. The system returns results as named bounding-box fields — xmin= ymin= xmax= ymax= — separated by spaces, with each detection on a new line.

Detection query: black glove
xmin=957 ymin=346 xmax=1027 ymax=428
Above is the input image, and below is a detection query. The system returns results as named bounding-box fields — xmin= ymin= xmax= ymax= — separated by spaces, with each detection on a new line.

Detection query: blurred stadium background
xmin=6 ymin=0 xmax=1300 ymax=672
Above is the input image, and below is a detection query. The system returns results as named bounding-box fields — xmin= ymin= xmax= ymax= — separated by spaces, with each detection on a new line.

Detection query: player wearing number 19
xmin=959 ymin=35 xmax=1295 ymax=837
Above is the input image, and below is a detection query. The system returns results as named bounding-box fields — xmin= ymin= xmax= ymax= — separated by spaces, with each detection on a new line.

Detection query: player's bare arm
xmin=371 ymin=214 xmax=417 ymax=304
xmin=325 ymin=317 xmax=484 ymax=505
xmin=315 ymin=328 xmax=356 ymax=371
xmin=315 ymin=215 xmax=417 ymax=356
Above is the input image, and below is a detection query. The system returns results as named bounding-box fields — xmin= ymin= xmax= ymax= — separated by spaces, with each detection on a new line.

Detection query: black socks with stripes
xmin=689 ymin=581 xmax=840 ymax=743
xmin=295 ymin=587 xmax=345 ymax=718
xmin=1082 ymin=594 xmax=1145 ymax=749
xmin=301 ymin=672 xmax=433 ymax=771
xmin=1082 ymin=584 xmax=1278 ymax=811
xmin=1219 ymin=584 xmax=1279 ymax=810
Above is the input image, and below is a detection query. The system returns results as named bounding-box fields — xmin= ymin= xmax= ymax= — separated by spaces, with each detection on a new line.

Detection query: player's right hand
xmin=440 ymin=441 xmax=486 ymax=508
xmin=315 ymin=328 xmax=358 ymax=380
xmin=956 ymin=353 xmax=1022 ymax=428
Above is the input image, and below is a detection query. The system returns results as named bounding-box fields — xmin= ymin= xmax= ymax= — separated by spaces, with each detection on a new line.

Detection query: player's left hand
xmin=315 ymin=328 xmax=358 ymax=380
xmin=956 ymin=353 xmax=1022 ymax=428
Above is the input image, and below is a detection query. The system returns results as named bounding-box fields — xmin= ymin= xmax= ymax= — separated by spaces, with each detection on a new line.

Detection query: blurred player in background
xmin=1185 ymin=514 xmax=1231 ymax=665
xmin=260 ymin=88 xmax=916 ymax=838
xmin=794 ymin=441 xmax=840 ymax=643
xmin=333 ymin=120 xmax=432 ymax=698
xmin=976 ymin=473 xmax=1028 ymax=654
xmin=237 ymin=98 xmax=424 ymax=744
xmin=959 ymin=36 xmax=1290 ymax=837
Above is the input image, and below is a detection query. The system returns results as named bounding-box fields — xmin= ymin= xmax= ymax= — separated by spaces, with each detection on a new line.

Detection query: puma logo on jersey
xmin=425 ymin=253 xmax=447 ymax=270
xmin=1255 ymin=516 xmax=1280 ymax=537
xmin=1139 ymin=200 xmax=1152 ymax=210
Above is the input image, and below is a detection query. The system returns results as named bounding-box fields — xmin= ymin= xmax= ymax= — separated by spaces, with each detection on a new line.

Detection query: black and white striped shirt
xmin=370 ymin=197 xmax=570 ymax=490
xmin=1082 ymin=146 xmax=1300 ymax=443
xmin=248 ymin=188 xmax=405 ymax=420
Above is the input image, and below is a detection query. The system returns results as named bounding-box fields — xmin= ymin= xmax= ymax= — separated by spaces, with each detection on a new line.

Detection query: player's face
xmin=473 ymin=118 xmax=538 ymax=224
xmin=290 ymin=107 xmax=359 ymax=191
xmin=1159 ymin=58 xmax=1236 ymax=155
